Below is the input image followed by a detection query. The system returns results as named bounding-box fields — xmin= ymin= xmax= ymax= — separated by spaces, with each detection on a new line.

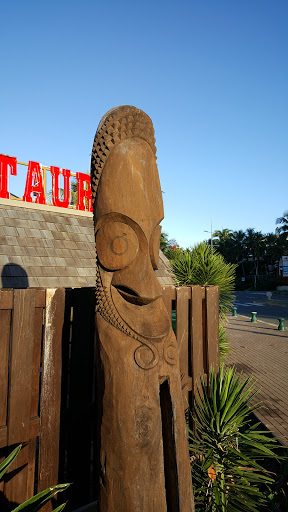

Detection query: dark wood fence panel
xmin=0 ymin=288 xmax=63 ymax=511
xmin=176 ymin=287 xmax=190 ymax=406
xmin=0 ymin=285 xmax=218 ymax=511
xmin=205 ymin=286 xmax=220 ymax=374
xmin=165 ymin=285 xmax=219 ymax=420
xmin=5 ymin=289 xmax=36 ymax=505
xmin=191 ymin=286 xmax=204 ymax=397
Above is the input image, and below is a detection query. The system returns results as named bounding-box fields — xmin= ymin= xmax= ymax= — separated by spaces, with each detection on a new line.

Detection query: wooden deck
xmin=226 ymin=314 xmax=288 ymax=446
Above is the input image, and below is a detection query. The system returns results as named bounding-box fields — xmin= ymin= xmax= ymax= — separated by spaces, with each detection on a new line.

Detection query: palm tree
xmin=212 ymin=229 xmax=234 ymax=262
xmin=230 ymin=230 xmax=247 ymax=275
xmin=70 ymin=178 xmax=78 ymax=205
xmin=276 ymin=210 xmax=288 ymax=238
xmin=245 ymin=228 xmax=264 ymax=284
xmin=213 ymin=228 xmax=233 ymax=241
xmin=263 ymin=233 xmax=287 ymax=274
xmin=160 ymin=232 xmax=179 ymax=259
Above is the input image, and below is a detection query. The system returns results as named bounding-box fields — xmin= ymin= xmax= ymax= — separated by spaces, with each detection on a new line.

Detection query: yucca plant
xmin=189 ymin=366 xmax=282 ymax=512
xmin=171 ymin=242 xmax=236 ymax=319
xmin=218 ymin=323 xmax=230 ymax=366
xmin=171 ymin=243 xmax=236 ymax=363
xmin=0 ymin=445 xmax=69 ymax=512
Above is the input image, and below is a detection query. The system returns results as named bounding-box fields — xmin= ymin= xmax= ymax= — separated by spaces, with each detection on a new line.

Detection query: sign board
xmin=0 ymin=154 xmax=92 ymax=211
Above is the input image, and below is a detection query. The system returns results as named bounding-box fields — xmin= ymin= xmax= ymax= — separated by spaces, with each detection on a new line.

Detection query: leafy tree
xmin=213 ymin=229 xmax=233 ymax=241
xmin=160 ymin=232 xmax=180 ymax=260
xmin=46 ymin=176 xmax=80 ymax=206
xmin=245 ymin=229 xmax=265 ymax=283
xmin=230 ymin=230 xmax=247 ymax=276
xmin=262 ymin=233 xmax=286 ymax=273
xmin=70 ymin=178 xmax=78 ymax=205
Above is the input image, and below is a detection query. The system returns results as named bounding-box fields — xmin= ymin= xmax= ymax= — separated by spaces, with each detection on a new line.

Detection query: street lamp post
xmin=204 ymin=221 xmax=213 ymax=250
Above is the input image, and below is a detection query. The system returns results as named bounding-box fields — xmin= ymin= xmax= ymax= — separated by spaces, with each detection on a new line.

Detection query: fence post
xmin=205 ymin=286 xmax=219 ymax=373
xmin=5 ymin=289 xmax=35 ymax=505
xmin=38 ymin=288 xmax=65 ymax=511
xmin=176 ymin=287 xmax=191 ymax=406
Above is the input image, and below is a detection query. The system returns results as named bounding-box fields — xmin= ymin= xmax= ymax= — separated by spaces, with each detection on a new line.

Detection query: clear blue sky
xmin=1 ymin=0 xmax=287 ymax=248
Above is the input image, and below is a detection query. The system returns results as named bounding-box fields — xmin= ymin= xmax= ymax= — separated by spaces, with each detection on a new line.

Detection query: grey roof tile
xmin=28 ymin=277 xmax=40 ymax=286
xmin=0 ymin=204 xmax=175 ymax=288
xmin=42 ymin=239 xmax=54 ymax=248
xmin=40 ymin=230 xmax=54 ymax=239
xmin=45 ymin=222 xmax=56 ymax=230
xmin=0 ymin=255 xmax=9 ymax=265
xmin=25 ymin=247 xmax=39 ymax=257
xmin=21 ymin=256 xmax=42 ymax=267
xmin=2 ymin=226 xmax=18 ymax=236
xmin=37 ymin=277 xmax=60 ymax=287
xmin=51 ymin=230 xmax=65 ymax=240
xmin=30 ymin=228 xmax=42 ymax=237
xmin=0 ymin=244 xmax=17 ymax=256
xmin=6 ymin=236 xmax=18 ymax=246
xmin=7 ymin=255 xmax=26 ymax=266
xmin=16 ymin=227 xmax=28 ymax=237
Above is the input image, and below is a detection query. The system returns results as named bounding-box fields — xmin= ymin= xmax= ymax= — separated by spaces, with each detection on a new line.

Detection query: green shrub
xmin=171 ymin=242 xmax=236 ymax=319
xmin=189 ymin=366 xmax=283 ymax=511
xmin=171 ymin=243 xmax=237 ymax=363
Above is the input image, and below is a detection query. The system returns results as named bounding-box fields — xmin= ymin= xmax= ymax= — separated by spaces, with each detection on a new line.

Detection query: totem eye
xmin=96 ymin=221 xmax=139 ymax=271
xmin=150 ymin=225 xmax=161 ymax=270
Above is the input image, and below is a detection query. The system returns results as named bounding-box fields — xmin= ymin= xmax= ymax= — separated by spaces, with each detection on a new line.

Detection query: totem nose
xmin=111 ymin=250 xmax=162 ymax=303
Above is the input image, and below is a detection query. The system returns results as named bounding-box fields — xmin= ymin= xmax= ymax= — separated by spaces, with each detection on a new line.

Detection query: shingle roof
xmin=0 ymin=199 xmax=175 ymax=288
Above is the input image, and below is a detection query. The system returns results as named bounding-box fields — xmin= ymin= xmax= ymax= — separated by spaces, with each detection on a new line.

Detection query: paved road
xmin=226 ymin=314 xmax=288 ymax=446
xmin=233 ymin=291 xmax=288 ymax=325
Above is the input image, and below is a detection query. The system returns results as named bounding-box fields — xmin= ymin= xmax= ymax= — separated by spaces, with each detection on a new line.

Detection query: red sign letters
xmin=0 ymin=154 xmax=92 ymax=212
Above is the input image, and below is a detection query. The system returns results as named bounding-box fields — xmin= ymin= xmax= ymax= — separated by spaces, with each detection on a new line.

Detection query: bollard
xmin=232 ymin=307 xmax=237 ymax=317
xmin=251 ymin=312 xmax=257 ymax=322
xmin=278 ymin=318 xmax=285 ymax=331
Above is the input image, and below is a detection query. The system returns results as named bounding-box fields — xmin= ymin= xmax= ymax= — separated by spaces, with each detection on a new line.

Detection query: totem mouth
xmin=114 ymin=285 xmax=159 ymax=306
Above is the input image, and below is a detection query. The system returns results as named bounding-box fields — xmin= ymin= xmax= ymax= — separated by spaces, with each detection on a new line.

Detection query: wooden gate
xmin=0 ymin=288 xmax=64 ymax=510
xmin=0 ymin=285 xmax=219 ymax=511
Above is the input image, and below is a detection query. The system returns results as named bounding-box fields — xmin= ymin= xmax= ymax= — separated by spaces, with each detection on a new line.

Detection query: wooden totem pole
xmin=91 ymin=106 xmax=194 ymax=512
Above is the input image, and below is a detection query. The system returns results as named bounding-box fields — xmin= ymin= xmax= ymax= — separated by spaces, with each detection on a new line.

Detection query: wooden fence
xmin=0 ymin=285 xmax=219 ymax=511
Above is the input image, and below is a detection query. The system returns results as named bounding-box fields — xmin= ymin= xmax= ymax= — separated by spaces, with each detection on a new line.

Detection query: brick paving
xmin=226 ymin=314 xmax=288 ymax=446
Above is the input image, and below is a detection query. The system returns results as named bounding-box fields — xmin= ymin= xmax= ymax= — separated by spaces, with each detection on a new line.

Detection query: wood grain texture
xmin=92 ymin=106 xmax=194 ymax=511
xmin=190 ymin=286 xmax=204 ymax=394
xmin=30 ymin=307 xmax=43 ymax=418
xmin=38 ymin=288 xmax=65 ymax=511
xmin=0 ymin=279 xmax=220 ymax=512
xmin=162 ymin=286 xmax=172 ymax=322
xmin=176 ymin=287 xmax=190 ymax=406
xmin=205 ymin=286 xmax=219 ymax=373
xmin=0 ymin=309 xmax=11 ymax=427
xmin=0 ymin=290 xmax=13 ymax=309
xmin=5 ymin=289 xmax=35 ymax=505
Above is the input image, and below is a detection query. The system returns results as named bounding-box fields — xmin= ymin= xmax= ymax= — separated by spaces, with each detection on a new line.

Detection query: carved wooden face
xmin=95 ymin=137 xmax=170 ymax=340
